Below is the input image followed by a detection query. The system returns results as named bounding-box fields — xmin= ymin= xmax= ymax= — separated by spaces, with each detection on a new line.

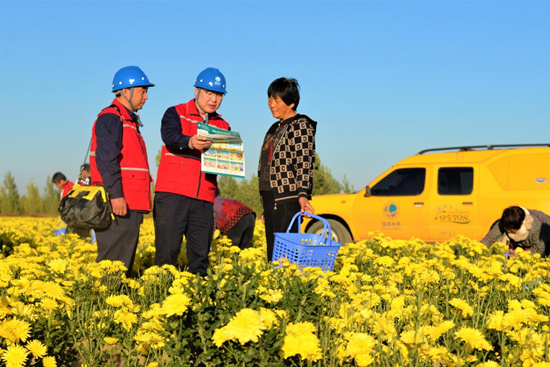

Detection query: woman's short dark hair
xmin=267 ymin=77 xmax=300 ymax=111
xmin=499 ymin=206 xmax=525 ymax=232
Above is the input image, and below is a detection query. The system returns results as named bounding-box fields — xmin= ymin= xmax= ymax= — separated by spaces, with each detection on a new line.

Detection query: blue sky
xmin=0 ymin=0 xmax=548 ymax=195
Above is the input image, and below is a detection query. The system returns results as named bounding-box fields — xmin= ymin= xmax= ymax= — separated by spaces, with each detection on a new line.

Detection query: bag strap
xmin=82 ymin=104 xmax=127 ymax=177
xmin=530 ymin=210 xmax=543 ymax=223
xmin=82 ymin=138 xmax=92 ymax=166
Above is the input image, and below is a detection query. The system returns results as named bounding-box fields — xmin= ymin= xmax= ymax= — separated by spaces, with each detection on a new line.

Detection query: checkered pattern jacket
xmin=258 ymin=114 xmax=317 ymax=206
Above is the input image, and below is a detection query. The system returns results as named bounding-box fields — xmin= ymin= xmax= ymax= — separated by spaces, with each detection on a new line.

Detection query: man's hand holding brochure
xmin=197 ymin=122 xmax=245 ymax=178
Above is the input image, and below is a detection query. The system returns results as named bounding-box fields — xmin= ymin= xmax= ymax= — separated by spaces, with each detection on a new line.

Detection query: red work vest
xmin=90 ymin=99 xmax=152 ymax=212
xmin=155 ymin=99 xmax=230 ymax=203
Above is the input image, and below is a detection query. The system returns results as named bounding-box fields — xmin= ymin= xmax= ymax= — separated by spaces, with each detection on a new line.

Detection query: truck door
xmin=352 ymin=167 xmax=431 ymax=240
xmin=429 ymin=166 xmax=478 ymax=241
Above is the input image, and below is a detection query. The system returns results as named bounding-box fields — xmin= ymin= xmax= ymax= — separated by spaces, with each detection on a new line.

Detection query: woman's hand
xmin=505 ymin=248 xmax=517 ymax=258
xmin=299 ymin=197 xmax=314 ymax=215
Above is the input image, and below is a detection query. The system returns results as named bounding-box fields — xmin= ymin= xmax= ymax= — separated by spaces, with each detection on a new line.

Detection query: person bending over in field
xmin=481 ymin=206 xmax=550 ymax=257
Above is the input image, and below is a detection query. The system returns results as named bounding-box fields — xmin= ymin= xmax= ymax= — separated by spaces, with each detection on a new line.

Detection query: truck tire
xmin=307 ymin=219 xmax=352 ymax=244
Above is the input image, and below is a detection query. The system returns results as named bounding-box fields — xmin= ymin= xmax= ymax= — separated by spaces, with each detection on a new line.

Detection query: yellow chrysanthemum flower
xmin=212 ymin=308 xmax=268 ymax=347
xmin=281 ymin=322 xmax=322 ymax=362
xmin=113 ymin=310 xmax=138 ymax=331
xmin=124 ymin=278 xmax=142 ymax=290
xmin=41 ymin=298 xmax=59 ymax=311
xmin=239 ymin=247 xmax=265 ymax=261
xmin=400 ymin=330 xmax=427 ymax=346
xmin=427 ymin=320 xmax=455 ymax=341
xmin=455 ymin=327 xmax=493 ymax=351
xmin=0 ymin=318 xmax=31 ymax=343
xmin=449 ymin=298 xmax=474 ymax=318
xmin=314 ymin=277 xmax=336 ymax=298
xmin=160 ymin=293 xmax=191 ymax=317
xmin=504 ymin=310 xmax=528 ymax=330
xmin=344 ymin=332 xmax=376 ymax=366
xmin=104 ymin=337 xmax=119 ymax=345
xmin=419 ymin=269 xmax=441 ymax=284
xmin=47 ymin=259 xmax=68 ymax=274
xmin=2 ymin=344 xmax=29 ymax=367
xmin=427 ymin=346 xmax=451 ymax=364
xmin=370 ymin=314 xmax=396 ymax=340
xmin=42 ymin=356 xmax=57 ymax=367
xmin=487 ymin=310 xmax=506 ymax=331
xmin=258 ymin=288 xmax=283 ymax=304
xmin=259 ymin=308 xmax=278 ymax=328
xmin=25 ymin=339 xmax=47 ymax=358
xmin=105 ymin=294 xmax=134 ymax=309
xmin=374 ymin=256 xmax=395 ymax=267
xmin=476 ymin=361 xmax=501 ymax=367
xmin=134 ymin=330 xmax=166 ymax=351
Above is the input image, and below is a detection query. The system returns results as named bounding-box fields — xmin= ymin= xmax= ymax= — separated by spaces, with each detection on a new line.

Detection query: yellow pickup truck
xmin=306 ymin=144 xmax=550 ymax=244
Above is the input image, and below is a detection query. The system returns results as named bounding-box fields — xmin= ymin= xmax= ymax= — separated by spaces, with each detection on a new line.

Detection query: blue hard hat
xmin=112 ymin=66 xmax=155 ymax=92
xmin=194 ymin=67 xmax=227 ymax=94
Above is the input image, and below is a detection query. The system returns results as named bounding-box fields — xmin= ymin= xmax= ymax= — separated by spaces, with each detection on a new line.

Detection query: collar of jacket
xmin=278 ymin=114 xmax=299 ymax=127
xmin=110 ymin=98 xmax=138 ymax=122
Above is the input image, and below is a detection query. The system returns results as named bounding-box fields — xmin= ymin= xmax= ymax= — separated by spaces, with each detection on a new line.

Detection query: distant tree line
xmin=0 ymin=172 xmax=60 ymax=215
xmin=0 ymin=154 xmax=355 ymax=216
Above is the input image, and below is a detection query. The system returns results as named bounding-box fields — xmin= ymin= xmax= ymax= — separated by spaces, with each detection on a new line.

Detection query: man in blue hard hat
xmin=154 ymin=67 xmax=230 ymax=276
xmin=90 ymin=66 xmax=155 ymax=276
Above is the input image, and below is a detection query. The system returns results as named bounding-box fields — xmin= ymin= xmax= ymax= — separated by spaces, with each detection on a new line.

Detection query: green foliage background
xmin=0 ymin=154 xmax=354 ymax=216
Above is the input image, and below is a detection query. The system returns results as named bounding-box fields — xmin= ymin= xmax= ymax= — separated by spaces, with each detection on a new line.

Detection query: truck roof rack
xmin=418 ymin=144 xmax=550 ymax=155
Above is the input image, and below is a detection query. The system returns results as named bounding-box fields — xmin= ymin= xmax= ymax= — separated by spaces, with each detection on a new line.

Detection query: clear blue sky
xmin=1 ymin=0 xmax=548 ymax=195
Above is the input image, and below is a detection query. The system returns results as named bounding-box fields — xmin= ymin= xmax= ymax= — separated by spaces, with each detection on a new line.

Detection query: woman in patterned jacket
xmin=481 ymin=206 xmax=550 ymax=257
xmin=258 ymin=77 xmax=317 ymax=262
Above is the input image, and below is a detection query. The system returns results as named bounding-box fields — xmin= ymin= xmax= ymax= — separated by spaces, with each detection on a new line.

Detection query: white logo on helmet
xmin=129 ymin=79 xmax=135 ymax=85
xmin=215 ymin=76 xmax=221 ymax=85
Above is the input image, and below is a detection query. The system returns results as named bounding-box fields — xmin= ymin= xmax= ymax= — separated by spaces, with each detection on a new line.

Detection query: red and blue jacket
xmin=155 ymin=99 xmax=230 ymax=203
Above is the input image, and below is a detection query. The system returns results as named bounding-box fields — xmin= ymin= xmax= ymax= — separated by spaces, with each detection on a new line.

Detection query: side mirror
xmin=364 ymin=186 xmax=371 ymax=197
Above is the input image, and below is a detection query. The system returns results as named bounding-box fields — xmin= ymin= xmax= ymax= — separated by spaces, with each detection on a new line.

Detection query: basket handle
xmin=286 ymin=211 xmax=331 ymax=244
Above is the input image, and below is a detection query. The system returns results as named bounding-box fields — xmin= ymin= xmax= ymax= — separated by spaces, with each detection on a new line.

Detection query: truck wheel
xmin=308 ymin=219 xmax=352 ymax=244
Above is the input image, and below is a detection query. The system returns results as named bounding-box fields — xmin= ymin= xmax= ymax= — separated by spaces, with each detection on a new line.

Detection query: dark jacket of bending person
xmin=481 ymin=206 xmax=550 ymax=256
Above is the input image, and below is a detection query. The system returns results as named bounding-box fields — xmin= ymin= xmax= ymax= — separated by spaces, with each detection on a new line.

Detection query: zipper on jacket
xmin=268 ymin=123 xmax=290 ymax=200
xmin=195 ymin=115 xmax=210 ymax=199
xmin=270 ymin=124 xmax=289 ymax=161
xmin=196 ymin=174 xmax=202 ymax=199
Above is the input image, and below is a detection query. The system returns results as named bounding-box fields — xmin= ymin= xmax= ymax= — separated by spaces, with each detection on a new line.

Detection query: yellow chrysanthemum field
xmin=1 ymin=216 xmax=550 ymax=366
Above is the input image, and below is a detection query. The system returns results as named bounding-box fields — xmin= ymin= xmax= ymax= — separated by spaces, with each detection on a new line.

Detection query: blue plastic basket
xmin=54 ymin=228 xmax=66 ymax=236
xmin=272 ymin=212 xmax=342 ymax=272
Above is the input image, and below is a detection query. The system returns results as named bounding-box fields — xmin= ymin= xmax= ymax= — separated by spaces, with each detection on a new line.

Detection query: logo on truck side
xmin=384 ymin=203 xmax=399 ymax=218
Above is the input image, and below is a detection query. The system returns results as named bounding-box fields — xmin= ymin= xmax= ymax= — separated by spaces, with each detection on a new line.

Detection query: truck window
xmin=371 ymin=168 xmax=426 ymax=196
xmin=438 ymin=167 xmax=473 ymax=195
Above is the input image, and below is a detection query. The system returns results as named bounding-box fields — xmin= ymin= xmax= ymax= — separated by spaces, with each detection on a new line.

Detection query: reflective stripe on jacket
xmin=90 ymin=98 xmax=152 ymax=212
xmin=155 ymin=99 xmax=230 ymax=202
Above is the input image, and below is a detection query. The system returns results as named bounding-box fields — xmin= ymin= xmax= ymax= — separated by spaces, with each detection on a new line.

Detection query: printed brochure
xmin=197 ymin=122 xmax=245 ymax=178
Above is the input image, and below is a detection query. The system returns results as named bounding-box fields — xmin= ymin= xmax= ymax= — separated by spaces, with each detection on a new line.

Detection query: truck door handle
xmin=462 ymin=202 xmax=473 ymax=205
xmin=414 ymin=202 xmax=424 ymax=207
